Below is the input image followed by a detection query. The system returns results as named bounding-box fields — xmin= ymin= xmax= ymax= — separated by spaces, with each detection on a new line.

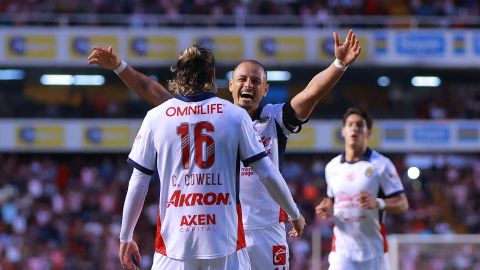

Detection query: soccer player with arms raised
xmin=89 ymin=30 xmax=360 ymax=269
xmin=315 ymin=108 xmax=409 ymax=270
xmin=119 ymin=45 xmax=305 ymax=270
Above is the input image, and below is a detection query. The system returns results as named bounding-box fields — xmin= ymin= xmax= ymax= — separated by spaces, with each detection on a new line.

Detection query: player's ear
xmin=228 ymin=79 xmax=233 ymax=93
xmin=263 ymin=83 xmax=269 ymax=97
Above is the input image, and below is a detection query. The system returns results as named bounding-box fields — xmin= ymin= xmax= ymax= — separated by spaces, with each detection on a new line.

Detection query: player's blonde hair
xmin=168 ymin=45 xmax=216 ymax=96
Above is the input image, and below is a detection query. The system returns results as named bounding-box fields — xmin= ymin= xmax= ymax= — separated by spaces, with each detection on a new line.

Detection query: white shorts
xmin=151 ymin=249 xmax=251 ymax=270
xmin=245 ymin=223 xmax=289 ymax=270
xmin=328 ymin=252 xmax=390 ymax=270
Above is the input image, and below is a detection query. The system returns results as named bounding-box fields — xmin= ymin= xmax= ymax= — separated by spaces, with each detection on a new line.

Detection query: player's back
xmin=142 ymin=92 xmax=265 ymax=260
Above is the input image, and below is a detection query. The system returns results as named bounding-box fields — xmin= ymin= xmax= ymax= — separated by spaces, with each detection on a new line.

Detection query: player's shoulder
xmin=326 ymin=154 xmax=343 ymax=169
xmin=259 ymin=103 xmax=284 ymax=118
xmin=369 ymin=150 xmax=395 ymax=173
xmin=369 ymin=150 xmax=391 ymax=164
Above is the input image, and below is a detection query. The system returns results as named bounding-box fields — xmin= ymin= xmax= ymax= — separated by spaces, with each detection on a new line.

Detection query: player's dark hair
xmin=168 ymin=45 xmax=216 ymax=95
xmin=232 ymin=60 xmax=268 ymax=81
xmin=342 ymin=107 xmax=373 ymax=130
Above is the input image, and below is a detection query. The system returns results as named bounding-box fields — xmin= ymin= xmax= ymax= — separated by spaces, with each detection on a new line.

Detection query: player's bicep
xmin=128 ymin=115 xmax=156 ymax=175
xmin=281 ymin=101 xmax=308 ymax=134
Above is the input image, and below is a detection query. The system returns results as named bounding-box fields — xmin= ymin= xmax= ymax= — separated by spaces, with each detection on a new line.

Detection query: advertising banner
xmin=128 ymin=35 xmax=177 ymax=61
xmin=6 ymin=34 xmax=56 ymax=59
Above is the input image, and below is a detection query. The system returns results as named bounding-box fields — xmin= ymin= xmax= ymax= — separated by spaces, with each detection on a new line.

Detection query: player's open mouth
xmin=240 ymin=92 xmax=254 ymax=101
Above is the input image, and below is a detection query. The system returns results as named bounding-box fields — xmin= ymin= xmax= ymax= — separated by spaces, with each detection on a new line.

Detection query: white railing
xmin=1 ymin=13 xmax=480 ymax=28
xmin=309 ymin=232 xmax=480 ymax=270
xmin=388 ymin=234 xmax=480 ymax=270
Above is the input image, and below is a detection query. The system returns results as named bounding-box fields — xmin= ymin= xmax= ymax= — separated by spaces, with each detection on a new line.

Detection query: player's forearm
xmin=290 ymin=63 xmax=343 ymax=119
xmin=119 ymin=168 xmax=151 ymax=243
xmin=249 ymin=158 xmax=301 ymax=220
xmin=385 ymin=193 xmax=409 ymax=214
xmin=118 ymin=65 xmax=173 ymax=106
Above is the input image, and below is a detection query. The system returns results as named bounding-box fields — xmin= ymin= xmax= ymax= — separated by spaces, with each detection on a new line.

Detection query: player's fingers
xmin=345 ymin=29 xmax=353 ymax=44
xmin=108 ymin=45 xmax=113 ymax=53
xmin=356 ymin=46 xmax=362 ymax=55
xmin=87 ymin=58 xmax=99 ymax=65
xmin=315 ymin=205 xmax=326 ymax=214
xmin=134 ymin=250 xmax=141 ymax=263
xmin=288 ymin=229 xmax=299 ymax=237
xmin=120 ymin=257 xmax=133 ymax=270
xmin=87 ymin=52 xmax=99 ymax=60
xmin=333 ymin=32 xmax=340 ymax=47
xmin=353 ymin=39 xmax=359 ymax=51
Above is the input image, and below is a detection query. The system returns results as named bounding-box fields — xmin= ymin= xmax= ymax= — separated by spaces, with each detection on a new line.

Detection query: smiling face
xmin=341 ymin=113 xmax=371 ymax=149
xmin=229 ymin=61 xmax=269 ymax=115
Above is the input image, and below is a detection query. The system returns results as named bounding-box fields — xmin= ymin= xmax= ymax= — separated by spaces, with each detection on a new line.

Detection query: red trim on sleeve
xmin=331 ymin=233 xmax=336 ymax=252
xmin=236 ymin=204 xmax=246 ymax=250
xmin=155 ymin=215 xmax=167 ymax=256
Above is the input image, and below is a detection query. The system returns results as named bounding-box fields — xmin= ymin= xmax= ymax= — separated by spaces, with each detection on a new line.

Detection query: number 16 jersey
xmin=128 ymin=92 xmax=267 ymax=260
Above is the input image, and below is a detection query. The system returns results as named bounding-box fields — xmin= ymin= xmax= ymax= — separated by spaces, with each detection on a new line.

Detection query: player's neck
xmin=344 ymin=145 xmax=368 ymax=162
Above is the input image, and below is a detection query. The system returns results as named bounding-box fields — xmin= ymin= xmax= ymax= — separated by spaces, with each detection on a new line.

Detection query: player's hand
xmin=87 ymin=45 xmax=122 ymax=70
xmin=288 ymin=215 xmax=306 ymax=237
xmin=359 ymin=191 xmax=377 ymax=209
xmin=333 ymin=29 xmax=361 ymax=67
xmin=315 ymin=198 xmax=333 ymax=219
xmin=119 ymin=240 xmax=141 ymax=270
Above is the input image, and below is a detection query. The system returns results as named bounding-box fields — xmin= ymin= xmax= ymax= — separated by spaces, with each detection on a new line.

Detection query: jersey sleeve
xmin=127 ymin=112 xmax=156 ymax=175
xmin=239 ymin=109 xmax=268 ymax=167
xmin=325 ymin=162 xmax=335 ymax=199
xmin=379 ymin=159 xmax=404 ymax=197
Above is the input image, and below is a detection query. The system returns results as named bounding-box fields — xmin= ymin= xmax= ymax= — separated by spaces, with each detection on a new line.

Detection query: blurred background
xmin=1 ymin=0 xmax=480 ymax=269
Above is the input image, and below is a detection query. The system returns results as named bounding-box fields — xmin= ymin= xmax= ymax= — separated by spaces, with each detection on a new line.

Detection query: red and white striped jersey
xmin=240 ymin=103 xmax=297 ymax=229
xmin=326 ymin=149 xmax=404 ymax=261
xmin=128 ymin=92 xmax=267 ymax=260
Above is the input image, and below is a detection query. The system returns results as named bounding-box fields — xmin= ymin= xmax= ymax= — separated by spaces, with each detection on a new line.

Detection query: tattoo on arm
xmin=137 ymin=77 xmax=151 ymax=92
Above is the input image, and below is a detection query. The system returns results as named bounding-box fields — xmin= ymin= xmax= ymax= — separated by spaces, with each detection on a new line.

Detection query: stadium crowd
xmin=1 ymin=153 xmax=479 ymax=269
xmin=0 ymin=0 xmax=479 ymax=27
xmin=0 ymin=0 xmax=478 ymax=17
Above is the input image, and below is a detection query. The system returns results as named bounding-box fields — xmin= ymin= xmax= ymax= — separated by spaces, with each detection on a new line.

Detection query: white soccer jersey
xmin=127 ymin=92 xmax=267 ymax=260
xmin=241 ymin=103 xmax=301 ymax=229
xmin=325 ymin=149 xmax=404 ymax=262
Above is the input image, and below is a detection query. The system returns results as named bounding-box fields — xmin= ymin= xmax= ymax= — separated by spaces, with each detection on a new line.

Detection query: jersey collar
xmin=175 ymin=92 xmax=217 ymax=102
xmin=251 ymin=103 xmax=265 ymax=120
xmin=340 ymin=148 xmax=373 ymax=164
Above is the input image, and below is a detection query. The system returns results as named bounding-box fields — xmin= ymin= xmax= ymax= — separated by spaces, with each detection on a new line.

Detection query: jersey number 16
xmin=177 ymin=121 xmax=215 ymax=169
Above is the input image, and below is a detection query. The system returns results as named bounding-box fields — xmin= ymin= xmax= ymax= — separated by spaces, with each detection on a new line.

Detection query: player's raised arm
xmin=87 ymin=46 xmax=173 ymax=106
xmin=290 ymin=29 xmax=361 ymax=119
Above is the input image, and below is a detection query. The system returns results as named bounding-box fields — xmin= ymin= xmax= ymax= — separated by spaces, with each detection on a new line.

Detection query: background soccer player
xmin=315 ymin=107 xmax=409 ymax=270
xmin=89 ymin=30 xmax=360 ymax=269
xmin=119 ymin=45 xmax=305 ymax=270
